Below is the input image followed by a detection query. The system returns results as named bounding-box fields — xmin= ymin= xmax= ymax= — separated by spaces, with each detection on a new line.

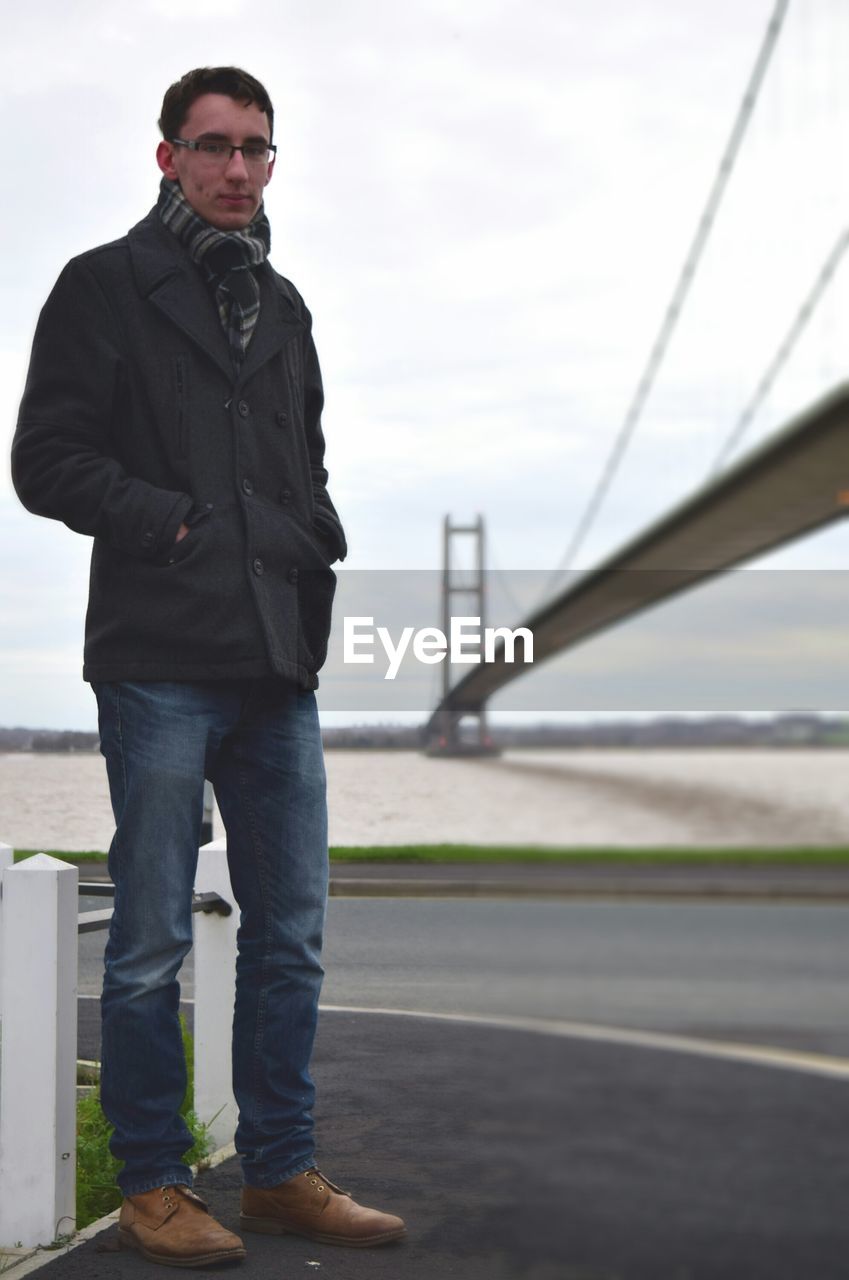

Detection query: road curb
xmin=75 ymin=861 xmax=849 ymax=902
xmin=327 ymin=875 xmax=849 ymax=900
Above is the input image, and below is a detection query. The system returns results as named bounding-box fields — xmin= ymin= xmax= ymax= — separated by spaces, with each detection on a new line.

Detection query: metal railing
xmin=76 ymin=882 xmax=231 ymax=933
xmin=0 ymin=841 xmax=239 ymax=1248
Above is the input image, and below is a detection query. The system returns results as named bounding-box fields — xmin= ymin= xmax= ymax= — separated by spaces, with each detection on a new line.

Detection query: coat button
xmin=242 ymin=478 xmax=254 ymax=496
xmin=237 ymin=400 xmax=249 ymax=418
xmin=288 ymin=567 xmax=299 ymax=584
xmin=276 ymin=410 xmax=288 ymax=427
xmin=142 ymin=530 xmax=155 ymax=547
xmin=252 ymin=558 xmax=264 ymax=576
xmin=279 ymin=488 xmax=291 ymax=504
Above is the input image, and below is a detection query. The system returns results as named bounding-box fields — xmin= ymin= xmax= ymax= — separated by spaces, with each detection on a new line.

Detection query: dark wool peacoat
xmin=12 ymin=209 xmax=347 ymax=690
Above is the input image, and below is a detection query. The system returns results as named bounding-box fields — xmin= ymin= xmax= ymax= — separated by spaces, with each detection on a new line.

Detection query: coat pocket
xmin=250 ymin=500 xmax=337 ymax=674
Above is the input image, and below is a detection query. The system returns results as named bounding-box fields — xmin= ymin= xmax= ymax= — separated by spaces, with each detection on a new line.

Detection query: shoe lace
xmin=304 ymin=1169 xmax=350 ymax=1197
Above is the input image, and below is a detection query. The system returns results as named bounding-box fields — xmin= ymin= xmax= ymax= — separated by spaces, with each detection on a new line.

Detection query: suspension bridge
xmin=426 ymin=0 xmax=849 ymax=751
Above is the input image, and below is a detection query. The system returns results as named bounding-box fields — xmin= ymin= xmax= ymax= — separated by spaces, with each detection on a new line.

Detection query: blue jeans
xmin=93 ymin=678 xmax=328 ymax=1195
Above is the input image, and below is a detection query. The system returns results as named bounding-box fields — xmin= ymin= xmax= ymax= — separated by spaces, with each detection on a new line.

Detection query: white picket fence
xmin=0 ymin=839 xmax=238 ymax=1248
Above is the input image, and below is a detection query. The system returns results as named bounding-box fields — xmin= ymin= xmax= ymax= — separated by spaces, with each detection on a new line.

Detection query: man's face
xmin=156 ymin=93 xmax=275 ymax=231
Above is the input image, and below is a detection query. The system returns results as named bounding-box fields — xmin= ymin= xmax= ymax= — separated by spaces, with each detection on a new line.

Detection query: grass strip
xmin=19 ymin=844 xmax=849 ymax=865
xmin=326 ymin=844 xmax=849 ymax=865
xmin=16 ymin=845 xmax=849 ymax=866
xmin=14 ymin=849 xmax=108 ymax=863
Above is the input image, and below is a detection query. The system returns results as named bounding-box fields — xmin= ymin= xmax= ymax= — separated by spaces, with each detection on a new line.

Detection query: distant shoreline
xmin=2 ymin=713 xmax=848 ymax=753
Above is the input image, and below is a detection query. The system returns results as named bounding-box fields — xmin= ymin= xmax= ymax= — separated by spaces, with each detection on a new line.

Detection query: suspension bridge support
xmin=426 ymin=515 xmax=498 ymax=756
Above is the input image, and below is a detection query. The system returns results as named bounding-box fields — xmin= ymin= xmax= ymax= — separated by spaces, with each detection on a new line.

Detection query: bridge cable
xmin=708 ymin=224 xmax=849 ymax=475
xmin=485 ymin=535 xmax=532 ymax=625
xmin=549 ymin=0 xmax=791 ymax=582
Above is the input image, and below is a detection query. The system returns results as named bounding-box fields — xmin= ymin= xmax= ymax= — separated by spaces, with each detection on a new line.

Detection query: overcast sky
xmin=2 ymin=0 xmax=848 ymax=729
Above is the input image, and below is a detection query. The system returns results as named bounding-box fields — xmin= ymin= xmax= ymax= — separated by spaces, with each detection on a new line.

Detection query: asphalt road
xmin=44 ymin=892 xmax=849 ymax=1278
xmin=77 ymin=895 xmax=849 ymax=1061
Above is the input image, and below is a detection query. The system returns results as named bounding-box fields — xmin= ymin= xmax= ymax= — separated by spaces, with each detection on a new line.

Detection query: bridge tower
xmin=427 ymin=514 xmax=498 ymax=756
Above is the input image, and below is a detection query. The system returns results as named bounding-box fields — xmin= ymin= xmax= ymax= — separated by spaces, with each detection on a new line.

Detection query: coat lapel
xmin=148 ymin=270 xmax=234 ymax=379
xmin=128 ymin=210 xmax=307 ymax=386
xmin=236 ymin=266 xmax=308 ymax=387
xmin=129 ymin=210 xmax=233 ymax=380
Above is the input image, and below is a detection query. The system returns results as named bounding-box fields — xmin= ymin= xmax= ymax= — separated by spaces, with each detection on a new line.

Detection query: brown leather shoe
xmin=117 ymin=1184 xmax=246 ymax=1268
xmin=240 ymin=1168 xmax=406 ymax=1247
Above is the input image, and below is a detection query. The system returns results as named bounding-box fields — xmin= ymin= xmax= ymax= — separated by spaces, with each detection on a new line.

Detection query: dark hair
xmin=159 ymin=67 xmax=274 ymax=142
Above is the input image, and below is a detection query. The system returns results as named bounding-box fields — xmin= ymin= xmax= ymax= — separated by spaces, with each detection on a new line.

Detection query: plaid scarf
xmin=157 ymin=177 xmax=271 ymax=369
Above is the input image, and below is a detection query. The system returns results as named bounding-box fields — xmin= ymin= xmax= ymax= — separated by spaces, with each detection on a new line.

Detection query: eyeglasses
xmin=170 ymin=138 xmax=277 ymax=166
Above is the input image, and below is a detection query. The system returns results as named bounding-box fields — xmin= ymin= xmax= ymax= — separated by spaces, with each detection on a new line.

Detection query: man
xmin=12 ymin=67 xmax=405 ymax=1268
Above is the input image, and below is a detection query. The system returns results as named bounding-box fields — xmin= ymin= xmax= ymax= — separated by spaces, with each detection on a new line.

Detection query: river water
xmin=1 ymin=748 xmax=848 ymax=852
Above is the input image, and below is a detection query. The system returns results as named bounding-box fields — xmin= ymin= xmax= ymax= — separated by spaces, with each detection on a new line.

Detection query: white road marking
xmin=318 ymin=1003 xmax=849 ymax=1081
xmin=76 ymin=995 xmax=849 ymax=1081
